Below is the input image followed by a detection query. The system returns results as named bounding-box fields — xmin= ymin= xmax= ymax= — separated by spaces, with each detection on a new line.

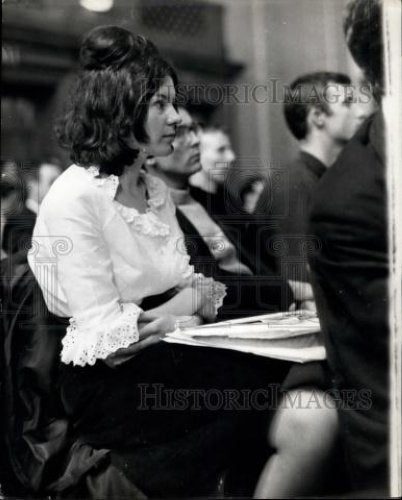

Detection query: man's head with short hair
xmin=284 ymin=71 xmax=356 ymax=142
xmin=198 ymin=125 xmax=236 ymax=186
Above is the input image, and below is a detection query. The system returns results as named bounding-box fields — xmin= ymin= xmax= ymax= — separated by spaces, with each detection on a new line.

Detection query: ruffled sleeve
xmin=61 ymin=302 xmax=141 ymax=366
xmin=31 ymin=182 xmax=142 ymax=367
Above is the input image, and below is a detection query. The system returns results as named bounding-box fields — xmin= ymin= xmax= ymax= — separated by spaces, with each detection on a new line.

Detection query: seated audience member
xmin=1 ymin=160 xmax=36 ymax=260
xmin=28 ymin=26 xmax=300 ymax=498
xmin=190 ymin=124 xmax=235 ymax=195
xmin=308 ymin=0 xmax=390 ymax=495
xmin=148 ymin=107 xmax=300 ymax=317
xmin=189 ymin=125 xmax=248 ymax=253
xmin=250 ymin=71 xmax=365 ymax=304
xmin=24 ymin=159 xmax=63 ymax=215
xmin=151 ymin=106 xmax=339 ymax=498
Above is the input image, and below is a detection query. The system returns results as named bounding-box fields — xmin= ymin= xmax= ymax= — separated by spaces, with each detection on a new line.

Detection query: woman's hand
xmin=104 ymin=312 xmax=177 ymax=368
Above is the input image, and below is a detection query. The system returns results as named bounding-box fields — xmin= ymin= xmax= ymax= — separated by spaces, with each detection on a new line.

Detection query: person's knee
xmin=269 ymin=389 xmax=338 ymax=455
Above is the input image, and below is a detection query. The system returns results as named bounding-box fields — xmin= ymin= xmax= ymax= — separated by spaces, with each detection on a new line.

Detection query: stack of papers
xmin=164 ymin=311 xmax=326 ymax=363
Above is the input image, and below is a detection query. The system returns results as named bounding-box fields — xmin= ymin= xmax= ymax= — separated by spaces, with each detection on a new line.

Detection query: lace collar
xmin=87 ymin=166 xmax=170 ymax=238
xmin=87 ymin=166 xmax=166 ymax=207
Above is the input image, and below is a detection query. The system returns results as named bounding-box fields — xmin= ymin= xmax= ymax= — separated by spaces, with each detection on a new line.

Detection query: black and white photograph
xmin=1 ymin=0 xmax=401 ymax=498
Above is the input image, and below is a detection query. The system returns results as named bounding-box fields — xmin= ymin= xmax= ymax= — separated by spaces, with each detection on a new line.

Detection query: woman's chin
xmin=153 ymin=144 xmax=174 ymax=157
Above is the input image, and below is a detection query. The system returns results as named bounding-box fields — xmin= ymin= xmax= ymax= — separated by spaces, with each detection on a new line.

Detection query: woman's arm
xmin=144 ymin=286 xmax=200 ymax=317
xmin=145 ymin=275 xmax=226 ymax=322
xmin=30 ymin=187 xmax=144 ymax=367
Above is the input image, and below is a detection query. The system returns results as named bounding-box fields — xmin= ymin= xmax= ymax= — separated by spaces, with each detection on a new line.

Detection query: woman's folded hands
xmin=103 ymin=312 xmax=202 ymax=368
xmin=104 ymin=274 xmax=226 ymax=368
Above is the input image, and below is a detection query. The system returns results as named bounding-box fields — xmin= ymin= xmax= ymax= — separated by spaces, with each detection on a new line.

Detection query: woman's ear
xmin=145 ymin=156 xmax=156 ymax=168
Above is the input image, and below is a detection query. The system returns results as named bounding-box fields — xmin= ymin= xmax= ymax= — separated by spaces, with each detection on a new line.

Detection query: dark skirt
xmin=59 ymin=342 xmax=290 ymax=497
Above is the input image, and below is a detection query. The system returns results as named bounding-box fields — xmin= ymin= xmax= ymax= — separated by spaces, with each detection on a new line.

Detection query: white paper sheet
xmin=164 ymin=311 xmax=326 ymax=363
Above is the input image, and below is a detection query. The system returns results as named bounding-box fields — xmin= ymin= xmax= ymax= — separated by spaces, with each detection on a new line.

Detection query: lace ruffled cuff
xmin=210 ymin=280 xmax=227 ymax=315
xmin=61 ymin=303 xmax=142 ymax=367
xmin=192 ymin=273 xmax=227 ymax=318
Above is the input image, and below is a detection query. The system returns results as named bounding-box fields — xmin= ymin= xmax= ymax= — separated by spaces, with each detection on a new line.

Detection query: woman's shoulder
xmin=55 ymin=164 xmax=100 ymax=191
xmin=40 ymin=165 xmax=104 ymax=215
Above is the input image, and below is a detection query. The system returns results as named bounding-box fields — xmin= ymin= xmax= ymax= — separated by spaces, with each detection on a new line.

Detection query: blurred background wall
xmin=2 ymin=0 xmax=364 ymax=186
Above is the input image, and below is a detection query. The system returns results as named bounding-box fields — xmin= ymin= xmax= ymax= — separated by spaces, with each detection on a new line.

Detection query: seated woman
xmin=28 ymin=25 xmax=290 ymax=497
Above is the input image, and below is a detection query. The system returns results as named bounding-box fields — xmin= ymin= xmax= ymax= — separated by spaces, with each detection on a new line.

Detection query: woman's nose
xmin=167 ymin=106 xmax=182 ymax=126
xmin=190 ymin=130 xmax=200 ymax=147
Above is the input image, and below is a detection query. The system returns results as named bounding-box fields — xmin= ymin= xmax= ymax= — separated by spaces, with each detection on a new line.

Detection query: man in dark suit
xmin=148 ymin=106 xmax=302 ymax=318
xmin=307 ymin=0 xmax=390 ymax=494
xmin=151 ymin=107 xmax=345 ymax=498
xmin=249 ymin=71 xmax=367 ymax=307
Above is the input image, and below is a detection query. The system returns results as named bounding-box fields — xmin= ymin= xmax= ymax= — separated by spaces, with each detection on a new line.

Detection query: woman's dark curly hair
xmin=343 ymin=0 xmax=383 ymax=99
xmin=56 ymin=25 xmax=178 ymax=176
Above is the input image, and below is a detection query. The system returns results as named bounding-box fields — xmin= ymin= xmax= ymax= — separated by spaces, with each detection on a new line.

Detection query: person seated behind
xmin=148 ymin=106 xmax=307 ymax=317
xmin=190 ymin=124 xmax=235 ymax=196
xmin=1 ymin=160 xmax=36 ymax=260
xmin=150 ymin=106 xmax=339 ymax=498
xmin=249 ymin=71 xmax=367 ymax=307
xmin=189 ymin=124 xmax=252 ymax=256
xmin=23 ymin=159 xmax=63 ymax=215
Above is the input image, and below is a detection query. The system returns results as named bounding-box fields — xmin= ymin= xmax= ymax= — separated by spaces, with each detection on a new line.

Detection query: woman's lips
xmin=163 ymin=134 xmax=176 ymax=140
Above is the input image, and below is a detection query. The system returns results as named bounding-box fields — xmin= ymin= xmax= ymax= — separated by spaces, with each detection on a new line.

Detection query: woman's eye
xmin=344 ymin=95 xmax=354 ymax=106
xmin=154 ymin=100 xmax=166 ymax=110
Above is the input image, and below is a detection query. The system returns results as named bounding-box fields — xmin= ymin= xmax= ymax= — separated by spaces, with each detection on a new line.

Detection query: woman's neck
xmin=116 ymin=153 xmax=149 ymax=211
xmin=119 ymin=153 xmax=146 ymax=190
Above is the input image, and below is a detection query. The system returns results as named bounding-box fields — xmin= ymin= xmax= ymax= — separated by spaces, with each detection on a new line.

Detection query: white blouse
xmin=28 ymin=165 xmax=196 ymax=367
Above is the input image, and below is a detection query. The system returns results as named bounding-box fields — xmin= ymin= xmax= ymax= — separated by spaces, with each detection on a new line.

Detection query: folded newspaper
xmin=164 ymin=311 xmax=326 ymax=363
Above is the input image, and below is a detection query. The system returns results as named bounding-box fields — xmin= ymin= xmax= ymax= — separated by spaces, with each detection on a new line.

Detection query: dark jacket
xmin=307 ymin=112 xmax=389 ymax=494
xmin=0 ymin=253 xmax=145 ymax=498
xmin=250 ymin=152 xmax=326 ymax=282
xmin=190 ymin=185 xmax=257 ymax=273
xmin=2 ymin=206 xmax=36 ymax=258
